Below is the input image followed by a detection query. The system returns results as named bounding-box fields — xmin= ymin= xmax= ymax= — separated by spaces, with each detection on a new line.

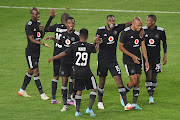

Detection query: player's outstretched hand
xmin=94 ymin=35 xmax=102 ymax=44
xmin=43 ymin=43 xmax=52 ymax=47
xmin=48 ymin=57 xmax=54 ymax=63
xmin=132 ymin=55 xmax=140 ymax=64
xmin=50 ymin=9 xmax=58 ymax=17
xmin=44 ymin=36 xmax=53 ymax=41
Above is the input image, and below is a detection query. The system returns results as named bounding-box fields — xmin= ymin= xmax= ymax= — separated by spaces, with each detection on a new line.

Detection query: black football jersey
xmin=96 ymin=24 xmax=125 ymax=62
xmin=25 ymin=19 xmax=43 ymax=56
xmin=65 ymin=41 xmax=96 ymax=78
xmin=120 ymin=27 xmax=144 ymax=64
xmin=60 ymin=30 xmax=80 ymax=64
xmin=47 ymin=23 xmax=67 ymax=56
xmin=142 ymin=26 xmax=167 ymax=59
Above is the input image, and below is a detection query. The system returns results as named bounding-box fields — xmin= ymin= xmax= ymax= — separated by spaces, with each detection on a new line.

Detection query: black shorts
xmin=26 ymin=55 xmax=39 ymax=69
xmin=124 ymin=63 xmax=142 ymax=76
xmin=75 ymin=74 xmax=97 ymax=91
xmin=60 ymin=63 xmax=74 ymax=79
xmin=97 ymin=61 xmax=121 ymax=77
xmin=143 ymin=58 xmax=162 ymax=73
xmin=53 ymin=59 xmax=61 ymax=76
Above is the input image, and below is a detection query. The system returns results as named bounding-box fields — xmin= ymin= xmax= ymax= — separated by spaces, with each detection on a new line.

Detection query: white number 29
xmin=75 ymin=52 xmax=88 ymax=66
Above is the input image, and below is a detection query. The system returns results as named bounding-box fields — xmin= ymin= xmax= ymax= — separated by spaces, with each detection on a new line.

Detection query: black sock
xmin=133 ymin=87 xmax=140 ymax=104
xmin=98 ymin=87 xmax=104 ymax=102
xmin=125 ymin=84 xmax=131 ymax=94
xmin=68 ymin=79 xmax=73 ymax=99
xmin=21 ymin=73 xmax=32 ymax=90
xmin=118 ymin=87 xmax=128 ymax=105
xmin=34 ymin=76 xmax=43 ymax=94
xmin=75 ymin=95 xmax=82 ymax=112
xmin=89 ymin=91 xmax=96 ymax=109
xmin=52 ymin=79 xmax=58 ymax=100
xmin=145 ymin=81 xmax=152 ymax=97
xmin=151 ymin=82 xmax=157 ymax=97
xmin=61 ymin=86 xmax=67 ymax=105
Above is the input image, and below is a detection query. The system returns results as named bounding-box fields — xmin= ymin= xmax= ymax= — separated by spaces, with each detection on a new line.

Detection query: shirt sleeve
xmin=90 ymin=44 xmax=96 ymax=53
xmin=48 ymin=24 xmax=57 ymax=32
xmin=65 ymin=44 xmax=73 ymax=55
xmin=119 ymin=31 xmax=127 ymax=43
xmin=117 ymin=24 xmax=125 ymax=33
xmin=161 ymin=30 xmax=167 ymax=53
xmin=25 ymin=25 xmax=33 ymax=37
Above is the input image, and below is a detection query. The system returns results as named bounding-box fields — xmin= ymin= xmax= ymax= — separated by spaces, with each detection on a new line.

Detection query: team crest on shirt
xmin=155 ymin=34 xmax=159 ymax=39
xmin=71 ymin=37 xmax=75 ymax=41
xmin=113 ymin=30 xmax=118 ymax=35
xmin=37 ymin=32 xmax=41 ymax=37
xmin=133 ymin=39 xmax=139 ymax=47
xmin=107 ymin=36 xmax=115 ymax=44
xmin=147 ymin=39 xmax=156 ymax=47
xmin=64 ymin=39 xmax=71 ymax=47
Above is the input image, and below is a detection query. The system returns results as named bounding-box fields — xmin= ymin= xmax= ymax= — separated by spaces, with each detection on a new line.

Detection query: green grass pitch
xmin=0 ymin=0 xmax=180 ymax=120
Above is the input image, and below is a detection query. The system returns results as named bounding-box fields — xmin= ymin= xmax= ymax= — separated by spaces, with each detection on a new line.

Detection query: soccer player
xmin=45 ymin=17 xmax=79 ymax=111
xmin=18 ymin=7 xmax=51 ymax=100
xmin=96 ymin=15 xmax=135 ymax=110
xmin=48 ymin=28 xmax=101 ymax=117
xmin=44 ymin=9 xmax=74 ymax=104
xmin=119 ymin=17 xmax=149 ymax=110
xmin=142 ymin=14 xmax=167 ymax=104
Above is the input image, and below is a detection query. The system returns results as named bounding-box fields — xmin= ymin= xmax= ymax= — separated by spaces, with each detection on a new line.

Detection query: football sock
xmin=98 ymin=87 xmax=104 ymax=102
xmin=68 ymin=79 xmax=73 ymax=99
xmin=125 ymin=84 xmax=132 ymax=94
xmin=118 ymin=87 xmax=128 ymax=105
xmin=21 ymin=72 xmax=32 ymax=90
xmin=75 ymin=95 xmax=82 ymax=112
xmin=34 ymin=76 xmax=43 ymax=94
xmin=61 ymin=86 xmax=67 ymax=105
xmin=52 ymin=79 xmax=58 ymax=100
xmin=151 ymin=81 xmax=157 ymax=97
xmin=89 ymin=91 xmax=96 ymax=109
xmin=145 ymin=81 xmax=152 ymax=97
xmin=132 ymin=87 xmax=140 ymax=104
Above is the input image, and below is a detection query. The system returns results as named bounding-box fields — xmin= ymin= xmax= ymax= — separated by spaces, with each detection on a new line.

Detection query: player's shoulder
xmin=156 ymin=26 xmax=165 ymax=31
xmin=56 ymin=23 xmax=66 ymax=28
xmin=26 ymin=20 xmax=33 ymax=26
xmin=98 ymin=26 xmax=106 ymax=31
xmin=73 ymin=30 xmax=79 ymax=36
xmin=124 ymin=26 xmax=131 ymax=32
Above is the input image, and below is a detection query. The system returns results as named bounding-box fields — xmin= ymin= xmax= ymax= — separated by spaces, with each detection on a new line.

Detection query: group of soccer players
xmin=18 ymin=7 xmax=167 ymax=117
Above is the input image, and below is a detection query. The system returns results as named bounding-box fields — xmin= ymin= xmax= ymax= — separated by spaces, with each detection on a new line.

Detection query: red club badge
xmin=134 ymin=39 xmax=139 ymax=45
xmin=65 ymin=39 xmax=71 ymax=45
xmin=37 ymin=32 xmax=41 ymax=37
xmin=108 ymin=36 xmax=114 ymax=41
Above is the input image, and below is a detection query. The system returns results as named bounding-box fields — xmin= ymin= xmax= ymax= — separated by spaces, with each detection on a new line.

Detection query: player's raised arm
xmin=44 ymin=9 xmax=57 ymax=32
xmin=123 ymin=21 xmax=132 ymax=28
xmin=48 ymin=51 xmax=67 ymax=63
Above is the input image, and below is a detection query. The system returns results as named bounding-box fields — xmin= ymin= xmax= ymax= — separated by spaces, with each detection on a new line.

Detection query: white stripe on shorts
xmin=124 ymin=64 xmax=130 ymax=76
xmin=28 ymin=56 xmax=33 ymax=68
xmin=91 ymin=76 xmax=97 ymax=89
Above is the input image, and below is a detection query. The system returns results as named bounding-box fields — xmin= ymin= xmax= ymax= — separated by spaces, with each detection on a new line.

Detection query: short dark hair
xmin=147 ymin=14 xmax=157 ymax=22
xmin=107 ymin=15 xmax=115 ymax=19
xmin=80 ymin=28 xmax=88 ymax=38
xmin=66 ymin=17 xmax=75 ymax=22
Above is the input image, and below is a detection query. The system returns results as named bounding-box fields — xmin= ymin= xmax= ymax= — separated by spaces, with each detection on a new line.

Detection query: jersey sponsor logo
xmin=55 ymin=43 xmax=62 ymax=48
xmin=148 ymin=39 xmax=156 ymax=47
xmin=107 ymin=36 xmax=115 ymax=44
xmin=133 ymin=39 xmax=139 ymax=47
xmin=37 ymin=32 xmax=41 ymax=37
xmin=64 ymin=39 xmax=71 ymax=47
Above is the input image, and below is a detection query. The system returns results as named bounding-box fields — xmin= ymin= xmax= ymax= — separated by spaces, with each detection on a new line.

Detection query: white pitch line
xmin=0 ymin=6 xmax=180 ymax=14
